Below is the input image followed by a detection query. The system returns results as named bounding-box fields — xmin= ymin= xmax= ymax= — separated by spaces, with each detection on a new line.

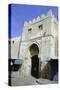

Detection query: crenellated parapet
xmin=24 ymin=10 xmax=58 ymax=26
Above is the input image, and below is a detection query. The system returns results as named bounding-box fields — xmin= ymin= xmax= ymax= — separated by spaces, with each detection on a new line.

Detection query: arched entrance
xmin=29 ymin=43 xmax=39 ymax=57
xmin=29 ymin=43 xmax=40 ymax=78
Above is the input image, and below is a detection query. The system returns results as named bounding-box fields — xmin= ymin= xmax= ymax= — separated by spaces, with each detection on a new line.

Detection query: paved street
xmin=10 ymin=73 xmax=58 ymax=86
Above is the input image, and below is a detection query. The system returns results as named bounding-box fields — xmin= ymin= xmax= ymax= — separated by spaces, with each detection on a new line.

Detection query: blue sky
xmin=8 ymin=4 xmax=58 ymax=39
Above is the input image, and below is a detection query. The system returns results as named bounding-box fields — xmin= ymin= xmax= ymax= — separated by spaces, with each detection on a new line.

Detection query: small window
xmin=12 ymin=41 xmax=14 ymax=44
xmin=38 ymin=24 xmax=43 ymax=30
xmin=28 ymin=28 xmax=32 ymax=32
xmin=9 ymin=41 xmax=10 ymax=44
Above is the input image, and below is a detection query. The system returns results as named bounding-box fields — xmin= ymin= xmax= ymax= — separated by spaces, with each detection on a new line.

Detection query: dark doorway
xmin=29 ymin=44 xmax=40 ymax=78
xmin=49 ymin=59 xmax=58 ymax=80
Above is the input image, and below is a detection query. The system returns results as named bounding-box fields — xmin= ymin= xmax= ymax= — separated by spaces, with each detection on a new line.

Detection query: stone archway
xmin=29 ymin=43 xmax=39 ymax=57
xmin=29 ymin=43 xmax=40 ymax=78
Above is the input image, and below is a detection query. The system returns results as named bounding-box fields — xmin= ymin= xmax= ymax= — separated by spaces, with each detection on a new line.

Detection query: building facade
xmin=9 ymin=10 xmax=58 ymax=79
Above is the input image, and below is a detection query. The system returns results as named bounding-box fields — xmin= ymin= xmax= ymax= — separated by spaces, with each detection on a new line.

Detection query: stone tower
xmin=9 ymin=10 xmax=58 ymax=79
xmin=23 ymin=10 xmax=58 ymax=77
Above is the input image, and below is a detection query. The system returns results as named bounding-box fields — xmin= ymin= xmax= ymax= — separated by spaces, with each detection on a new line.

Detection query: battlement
xmin=24 ymin=10 xmax=58 ymax=27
